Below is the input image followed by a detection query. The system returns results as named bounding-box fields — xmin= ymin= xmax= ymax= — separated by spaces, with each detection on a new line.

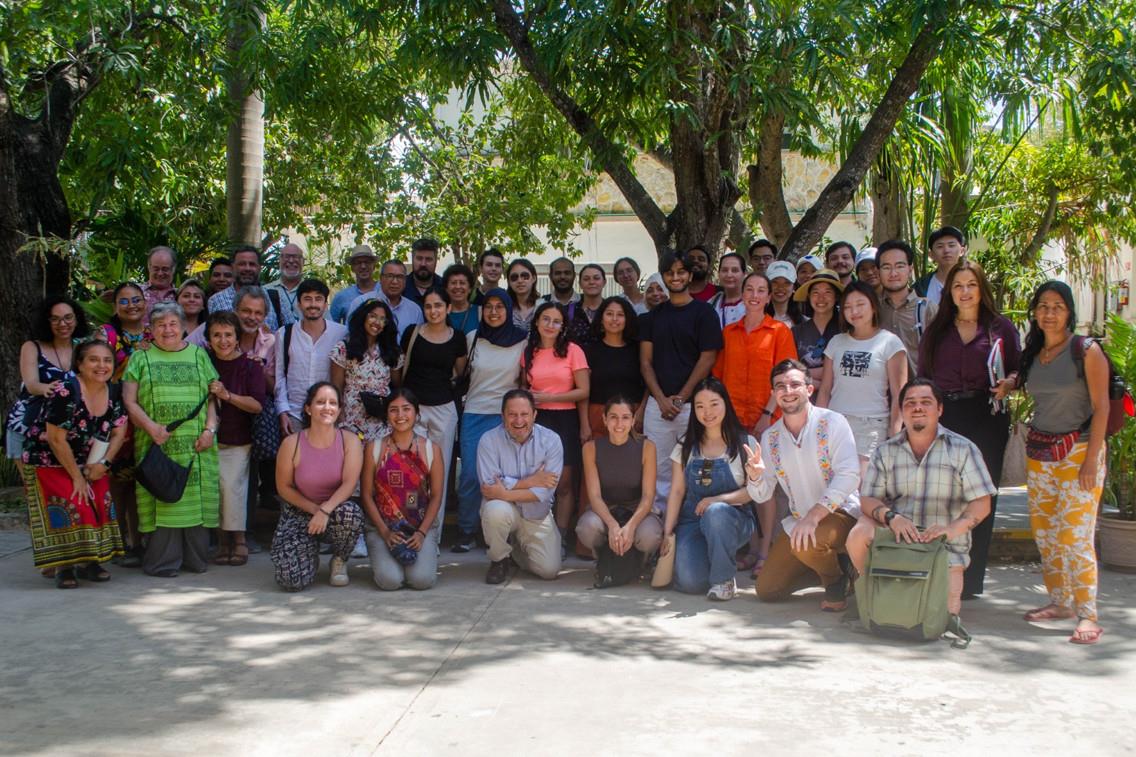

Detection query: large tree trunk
xmin=870 ymin=160 xmax=903 ymax=243
xmin=939 ymin=94 xmax=972 ymax=229
xmin=225 ymin=1 xmax=265 ymax=247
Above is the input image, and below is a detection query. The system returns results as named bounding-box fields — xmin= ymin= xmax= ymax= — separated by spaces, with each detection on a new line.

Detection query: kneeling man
xmin=477 ymin=389 xmax=564 ymax=584
xmin=746 ymin=360 xmax=861 ymax=611
xmin=845 ymin=378 xmax=996 ymax=616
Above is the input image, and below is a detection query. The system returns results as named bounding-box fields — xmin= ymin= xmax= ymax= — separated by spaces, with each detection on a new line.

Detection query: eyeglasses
xmin=509 ymin=272 xmax=532 ymax=281
xmin=118 ymin=296 xmax=144 ymax=306
xmin=878 ymin=263 xmax=909 ymax=273
xmin=49 ymin=314 xmax=76 ymax=325
xmin=773 ymin=381 xmax=809 ymax=393
xmin=381 ymin=273 xmax=406 ymax=280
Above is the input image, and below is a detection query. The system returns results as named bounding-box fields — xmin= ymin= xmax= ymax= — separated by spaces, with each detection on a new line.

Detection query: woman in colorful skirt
xmin=361 ymin=388 xmax=443 ymax=590
xmin=22 ymin=340 xmax=128 ymax=588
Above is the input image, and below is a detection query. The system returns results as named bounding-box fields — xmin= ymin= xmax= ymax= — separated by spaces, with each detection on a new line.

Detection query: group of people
xmin=5 ymin=228 xmax=1111 ymax=645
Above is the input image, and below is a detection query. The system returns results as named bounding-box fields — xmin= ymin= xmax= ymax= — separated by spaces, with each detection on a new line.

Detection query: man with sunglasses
xmin=745 ymin=359 xmax=861 ymax=612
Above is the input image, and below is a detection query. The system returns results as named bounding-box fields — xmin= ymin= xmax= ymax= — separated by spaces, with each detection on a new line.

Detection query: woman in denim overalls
xmin=661 ymin=378 xmax=757 ymax=599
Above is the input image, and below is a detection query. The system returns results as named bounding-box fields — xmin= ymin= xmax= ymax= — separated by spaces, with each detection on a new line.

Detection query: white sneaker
xmin=707 ymin=578 xmax=736 ymax=601
xmin=329 ymin=557 xmax=349 ymax=587
xmin=351 ymin=535 xmax=368 ymax=559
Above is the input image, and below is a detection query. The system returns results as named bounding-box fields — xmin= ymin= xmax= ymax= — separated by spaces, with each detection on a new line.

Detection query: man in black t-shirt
xmin=640 ymin=250 xmax=724 ymax=511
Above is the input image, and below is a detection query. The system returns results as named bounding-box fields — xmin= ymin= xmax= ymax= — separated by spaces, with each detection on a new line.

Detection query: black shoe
xmin=485 ymin=558 xmax=511 ymax=585
xmin=451 ymin=532 xmax=477 ymax=554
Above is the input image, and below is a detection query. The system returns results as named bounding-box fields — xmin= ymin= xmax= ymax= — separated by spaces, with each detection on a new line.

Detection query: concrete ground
xmin=1 ymin=528 xmax=1134 ymax=757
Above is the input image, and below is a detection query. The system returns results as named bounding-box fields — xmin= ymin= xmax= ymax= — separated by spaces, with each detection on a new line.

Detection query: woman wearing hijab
xmin=452 ymin=288 xmax=529 ymax=553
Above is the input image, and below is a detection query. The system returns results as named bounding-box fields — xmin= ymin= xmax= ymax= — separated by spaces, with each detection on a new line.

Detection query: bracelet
xmin=415 ymin=529 xmax=425 ymax=538
xmin=761 ymin=409 xmax=773 ymax=417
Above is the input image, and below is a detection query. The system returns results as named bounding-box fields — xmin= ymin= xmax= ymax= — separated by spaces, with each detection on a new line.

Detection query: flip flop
xmin=750 ymin=555 xmax=766 ymax=580
xmin=55 ymin=568 xmax=78 ymax=589
xmin=1023 ymin=604 xmax=1075 ymax=622
xmin=1070 ymin=627 xmax=1104 ymax=645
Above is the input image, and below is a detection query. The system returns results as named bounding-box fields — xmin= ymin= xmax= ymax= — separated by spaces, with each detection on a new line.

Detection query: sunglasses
xmin=117 ymin=296 xmax=144 ymax=306
xmin=698 ymin=458 xmax=714 ymax=488
xmin=509 ymin=272 xmax=532 ymax=281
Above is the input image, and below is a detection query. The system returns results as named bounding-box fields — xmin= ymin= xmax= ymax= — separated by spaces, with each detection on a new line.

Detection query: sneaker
xmin=351 ymin=535 xmax=368 ymax=559
xmin=329 ymin=557 xmax=349 ymax=587
xmin=451 ymin=532 xmax=477 ymax=554
xmin=707 ymin=578 xmax=737 ymax=601
xmin=485 ymin=558 xmax=511 ymax=585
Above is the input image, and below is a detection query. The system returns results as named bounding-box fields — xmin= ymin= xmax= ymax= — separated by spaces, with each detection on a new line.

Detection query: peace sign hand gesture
xmin=743 ymin=443 xmax=765 ymax=482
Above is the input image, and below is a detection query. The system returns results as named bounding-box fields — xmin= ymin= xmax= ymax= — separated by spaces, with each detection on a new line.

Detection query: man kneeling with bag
xmin=846 ymin=379 xmax=996 ymax=640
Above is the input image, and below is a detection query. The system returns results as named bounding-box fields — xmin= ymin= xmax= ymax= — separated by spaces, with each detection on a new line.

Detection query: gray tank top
xmin=1026 ymin=339 xmax=1093 ymax=434
xmin=594 ymin=436 xmax=644 ymax=509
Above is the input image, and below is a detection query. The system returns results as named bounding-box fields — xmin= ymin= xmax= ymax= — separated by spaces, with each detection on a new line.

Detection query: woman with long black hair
xmin=330 ymin=298 xmax=402 ymax=443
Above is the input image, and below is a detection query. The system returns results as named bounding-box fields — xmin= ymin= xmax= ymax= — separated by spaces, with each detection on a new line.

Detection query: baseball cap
xmin=796 ymin=254 xmax=823 ymax=272
xmin=855 ymin=248 xmax=877 ymax=271
xmin=766 ymin=260 xmax=797 ymax=283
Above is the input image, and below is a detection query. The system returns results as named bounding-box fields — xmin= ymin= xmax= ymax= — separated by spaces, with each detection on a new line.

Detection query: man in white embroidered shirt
xmin=477 ymin=389 xmax=564 ymax=585
xmin=745 ymin=359 xmax=861 ymax=611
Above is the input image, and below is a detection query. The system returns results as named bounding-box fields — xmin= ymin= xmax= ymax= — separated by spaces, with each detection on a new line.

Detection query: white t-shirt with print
xmin=824 ymin=330 xmax=906 ymax=418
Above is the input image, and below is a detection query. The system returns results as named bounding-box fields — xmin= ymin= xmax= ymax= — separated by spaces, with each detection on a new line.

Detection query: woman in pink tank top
xmin=270 ymin=382 xmax=364 ymax=591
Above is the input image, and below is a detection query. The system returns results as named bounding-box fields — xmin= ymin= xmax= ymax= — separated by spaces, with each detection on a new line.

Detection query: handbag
xmin=251 ymin=406 xmax=282 ymax=461
xmin=1024 ymin=426 xmax=1080 ymax=463
xmin=359 ymin=391 xmax=388 ymax=419
xmin=135 ymin=353 xmax=209 ymax=502
xmin=651 ymin=533 xmax=676 ymax=588
xmin=1000 ymin=421 xmax=1027 ymax=487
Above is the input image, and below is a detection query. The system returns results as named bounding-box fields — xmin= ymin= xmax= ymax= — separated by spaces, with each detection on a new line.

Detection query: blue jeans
xmin=674 ymin=502 xmax=755 ymax=593
xmin=457 ymin=413 xmax=503 ymax=535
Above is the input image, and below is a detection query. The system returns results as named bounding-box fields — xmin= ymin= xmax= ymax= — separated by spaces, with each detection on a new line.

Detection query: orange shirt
xmin=712 ymin=315 xmax=798 ymax=428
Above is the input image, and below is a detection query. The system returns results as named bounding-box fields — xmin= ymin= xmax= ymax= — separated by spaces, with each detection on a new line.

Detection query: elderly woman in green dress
xmin=122 ymin=302 xmax=220 ymax=577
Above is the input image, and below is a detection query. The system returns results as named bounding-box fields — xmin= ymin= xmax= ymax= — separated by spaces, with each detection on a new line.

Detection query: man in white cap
xmin=330 ymin=244 xmax=379 ymax=324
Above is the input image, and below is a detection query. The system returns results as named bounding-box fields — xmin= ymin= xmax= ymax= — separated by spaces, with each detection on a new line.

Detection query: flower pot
xmin=1099 ymin=514 xmax=1136 ymax=572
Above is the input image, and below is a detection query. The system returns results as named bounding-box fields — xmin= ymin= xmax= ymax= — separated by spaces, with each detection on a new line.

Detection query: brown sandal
xmin=212 ymin=545 xmax=233 ymax=566
xmin=229 ymin=542 xmax=249 ymax=567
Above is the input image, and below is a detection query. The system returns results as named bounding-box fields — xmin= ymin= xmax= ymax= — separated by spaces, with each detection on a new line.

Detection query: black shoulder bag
xmin=135 ymin=352 xmax=209 ymax=503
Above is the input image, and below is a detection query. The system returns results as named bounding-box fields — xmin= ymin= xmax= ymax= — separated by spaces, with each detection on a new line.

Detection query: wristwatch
xmin=884 ymin=509 xmax=898 ymax=525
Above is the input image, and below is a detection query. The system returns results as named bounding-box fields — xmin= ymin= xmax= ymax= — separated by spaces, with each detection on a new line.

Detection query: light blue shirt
xmin=330 ymin=283 xmax=378 ymax=324
xmin=347 ymin=291 xmax=423 ymax=341
xmin=476 ymin=424 xmax=563 ymax=520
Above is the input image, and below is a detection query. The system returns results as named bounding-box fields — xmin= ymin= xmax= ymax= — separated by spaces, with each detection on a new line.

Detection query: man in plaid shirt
xmin=845 ymin=378 xmax=996 ymax=616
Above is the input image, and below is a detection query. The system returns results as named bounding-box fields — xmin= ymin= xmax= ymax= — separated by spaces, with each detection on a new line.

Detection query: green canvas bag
xmin=855 ymin=528 xmax=970 ymax=648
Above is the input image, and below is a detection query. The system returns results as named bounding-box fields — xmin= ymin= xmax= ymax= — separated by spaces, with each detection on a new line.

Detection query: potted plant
xmin=1099 ymin=313 xmax=1136 ymax=570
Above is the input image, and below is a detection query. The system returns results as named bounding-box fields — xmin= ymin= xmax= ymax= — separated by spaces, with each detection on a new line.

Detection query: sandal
xmin=736 ymin=552 xmax=760 ymax=572
xmin=78 ymin=562 xmax=111 ymax=582
xmin=1070 ymin=625 xmax=1104 ymax=645
xmin=1023 ymin=604 xmax=1075 ymax=622
xmin=55 ymin=568 xmax=78 ymax=589
xmin=212 ymin=545 xmax=233 ymax=566
xmin=229 ymin=542 xmax=249 ymax=567
xmin=750 ymin=555 xmax=766 ymax=580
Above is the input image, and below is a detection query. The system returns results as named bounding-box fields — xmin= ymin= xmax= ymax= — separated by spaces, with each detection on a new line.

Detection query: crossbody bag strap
xmin=402 ymin=326 xmax=420 ymax=381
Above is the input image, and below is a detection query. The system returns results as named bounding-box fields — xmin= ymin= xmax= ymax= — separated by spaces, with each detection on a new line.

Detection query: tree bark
xmin=870 ymin=160 xmax=903 ymax=243
xmin=225 ymin=1 xmax=265 ymax=247
xmin=747 ymin=111 xmax=794 ymax=248
xmin=939 ymin=96 xmax=972 ymax=229
xmin=779 ymin=25 xmax=947 ymax=263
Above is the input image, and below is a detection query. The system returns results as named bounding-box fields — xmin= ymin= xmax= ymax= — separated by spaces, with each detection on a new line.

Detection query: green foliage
xmin=1103 ymin=313 xmax=1136 ymax=519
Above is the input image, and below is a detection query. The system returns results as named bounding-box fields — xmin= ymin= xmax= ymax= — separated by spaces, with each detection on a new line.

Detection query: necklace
xmin=391 ymin=434 xmax=415 ymax=453
xmin=1041 ymin=335 xmax=1070 ymax=363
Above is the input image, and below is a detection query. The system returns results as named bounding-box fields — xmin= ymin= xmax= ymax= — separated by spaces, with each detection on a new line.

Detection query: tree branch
xmin=747 ymin=110 xmax=793 ymax=248
xmin=1021 ymin=184 xmax=1060 ymax=262
xmin=780 ymin=23 xmax=948 ymax=262
xmin=491 ymin=0 xmax=671 ymax=250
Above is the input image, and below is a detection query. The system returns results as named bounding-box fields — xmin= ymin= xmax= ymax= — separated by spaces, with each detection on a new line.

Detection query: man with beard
xmin=745 ymin=360 xmax=861 ymax=612
xmin=824 ymin=241 xmax=856 ymax=288
xmin=275 ymin=279 xmax=348 ymax=436
xmin=639 ymin=249 xmax=724 ymax=511
xmin=141 ymin=246 xmax=179 ymax=321
xmin=404 ymin=237 xmax=444 ymax=307
xmin=541 ymin=257 xmax=579 ymax=307
xmin=915 ymin=225 xmax=967 ymax=307
xmin=686 ymin=245 xmax=719 ymax=302
xmin=876 ymin=240 xmax=936 ymax=377
xmin=207 ymin=258 xmax=236 ymax=297
xmin=209 ymin=246 xmax=294 ymax=331
xmin=264 ymin=243 xmax=306 ymax=321
xmin=478 ymin=389 xmax=564 ymax=584
xmin=347 ymin=259 xmax=423 ymax=340
xmin=845 ymin=379 xmax=995 ymax=619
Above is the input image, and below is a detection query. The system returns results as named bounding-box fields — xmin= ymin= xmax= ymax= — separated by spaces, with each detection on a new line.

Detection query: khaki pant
xmin=756 ymin=511 xmax=855 ymax=601
xmin=217 ymin=443 xmax=251 ymax=532
xmin=481 ymin=499 xmax=561 ymax=579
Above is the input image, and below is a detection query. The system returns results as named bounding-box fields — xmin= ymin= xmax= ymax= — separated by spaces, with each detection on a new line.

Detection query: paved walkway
xmin=1 ymin=538 xmax=1133 ymax=756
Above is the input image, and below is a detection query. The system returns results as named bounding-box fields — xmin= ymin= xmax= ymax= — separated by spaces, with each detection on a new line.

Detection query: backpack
xmin=592 ymin=507 xmax=642 ymax=589
xmin=1071 ymin=336 xmax=1134 ymax=437
xmin=855 ymin=528 xmax=970 ymax=648
xmin=266 ymin=287 xmax=285 ymax=325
